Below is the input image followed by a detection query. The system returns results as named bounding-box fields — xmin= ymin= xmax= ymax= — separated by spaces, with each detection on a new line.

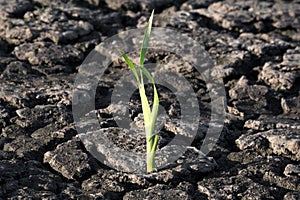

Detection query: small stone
xmin=5 ymin=26 xmax=37 ymax=45
xmin=263 ymin=171 xmax=299 ymax=191
xmin=244 ymin=119 xmax=275 ymax=131
xmin=284 ymin=164 xmax=300 ymax=177
xmin=181 ymin=0 xmax=217 ymax=10
xmin=281 ymin=94 xmax=300 ymax=114
xmin=228 ymin=76 xmax=281 ymax=116
xmin=236 ymin=129 xmax=300 ymax=161
xmin=37 ymin=20 xmax=94 ymax=44
xmin=43 ymin=137 xmax=96 ymax=180
xmin=281 ymin=47 xmax=300 ymax=71
xmin=13 ymin=42 xmax=83 ymax=67
xmin=258 ymin=62 xmax=297 ymax=91
xmin=284 ymin=192 xmax=300 ymax=200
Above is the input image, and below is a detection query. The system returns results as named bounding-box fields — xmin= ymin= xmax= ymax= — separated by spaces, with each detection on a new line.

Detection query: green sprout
xmin=118 ymin=10 xmax=159 ymax=173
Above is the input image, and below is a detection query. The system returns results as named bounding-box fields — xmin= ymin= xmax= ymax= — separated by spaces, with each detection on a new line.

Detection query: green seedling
xmin=118 ymin=10 xmax=159 ymax=173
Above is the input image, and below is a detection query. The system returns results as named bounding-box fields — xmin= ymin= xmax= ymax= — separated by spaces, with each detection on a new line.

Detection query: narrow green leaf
xmin=141 ymin=67 xmax=154 ymax=84
xmin=118 ymin=49 xmax=140 ymax=83
xmin=140 ymin=64 xmax=159 ymax=142
xmin=139 ymin=83 xmax=151 ymax=126
xmin=139 ymin=10 xmax=154 ymax=68
xmin=150 ymin=84 xmax=159 ymax=136
xmin=151 ymin=135 xmax=159 ymax=152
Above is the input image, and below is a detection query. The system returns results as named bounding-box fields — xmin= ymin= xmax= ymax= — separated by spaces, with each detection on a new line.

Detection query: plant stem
xmin=147 ymin=150 xmax=156 ymax=173
xmin=147 ymin=135 xmax=159 ymax=173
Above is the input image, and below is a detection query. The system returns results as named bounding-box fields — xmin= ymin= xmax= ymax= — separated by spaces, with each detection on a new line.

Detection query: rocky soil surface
xmin=0 ymin=0 xmax=299 ymax=199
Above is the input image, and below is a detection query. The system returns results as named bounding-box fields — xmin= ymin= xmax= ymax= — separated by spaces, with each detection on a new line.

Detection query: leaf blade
xmin=150 ymin=84 xmax=159 ymax=137
xmin=141 ymin=67 xmax=154 ymax=84
xmin=118 ymin=49 xmax=140 ymax=83
xmin=139 ymin=83 xmax=151 ymax=126
xmin=139 ymin=10 xmax=154 ymax=68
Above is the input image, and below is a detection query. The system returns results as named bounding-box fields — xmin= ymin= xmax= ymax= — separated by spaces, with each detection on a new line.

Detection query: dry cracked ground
xmin=0 ymin=0 xmax=300 ymax=199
